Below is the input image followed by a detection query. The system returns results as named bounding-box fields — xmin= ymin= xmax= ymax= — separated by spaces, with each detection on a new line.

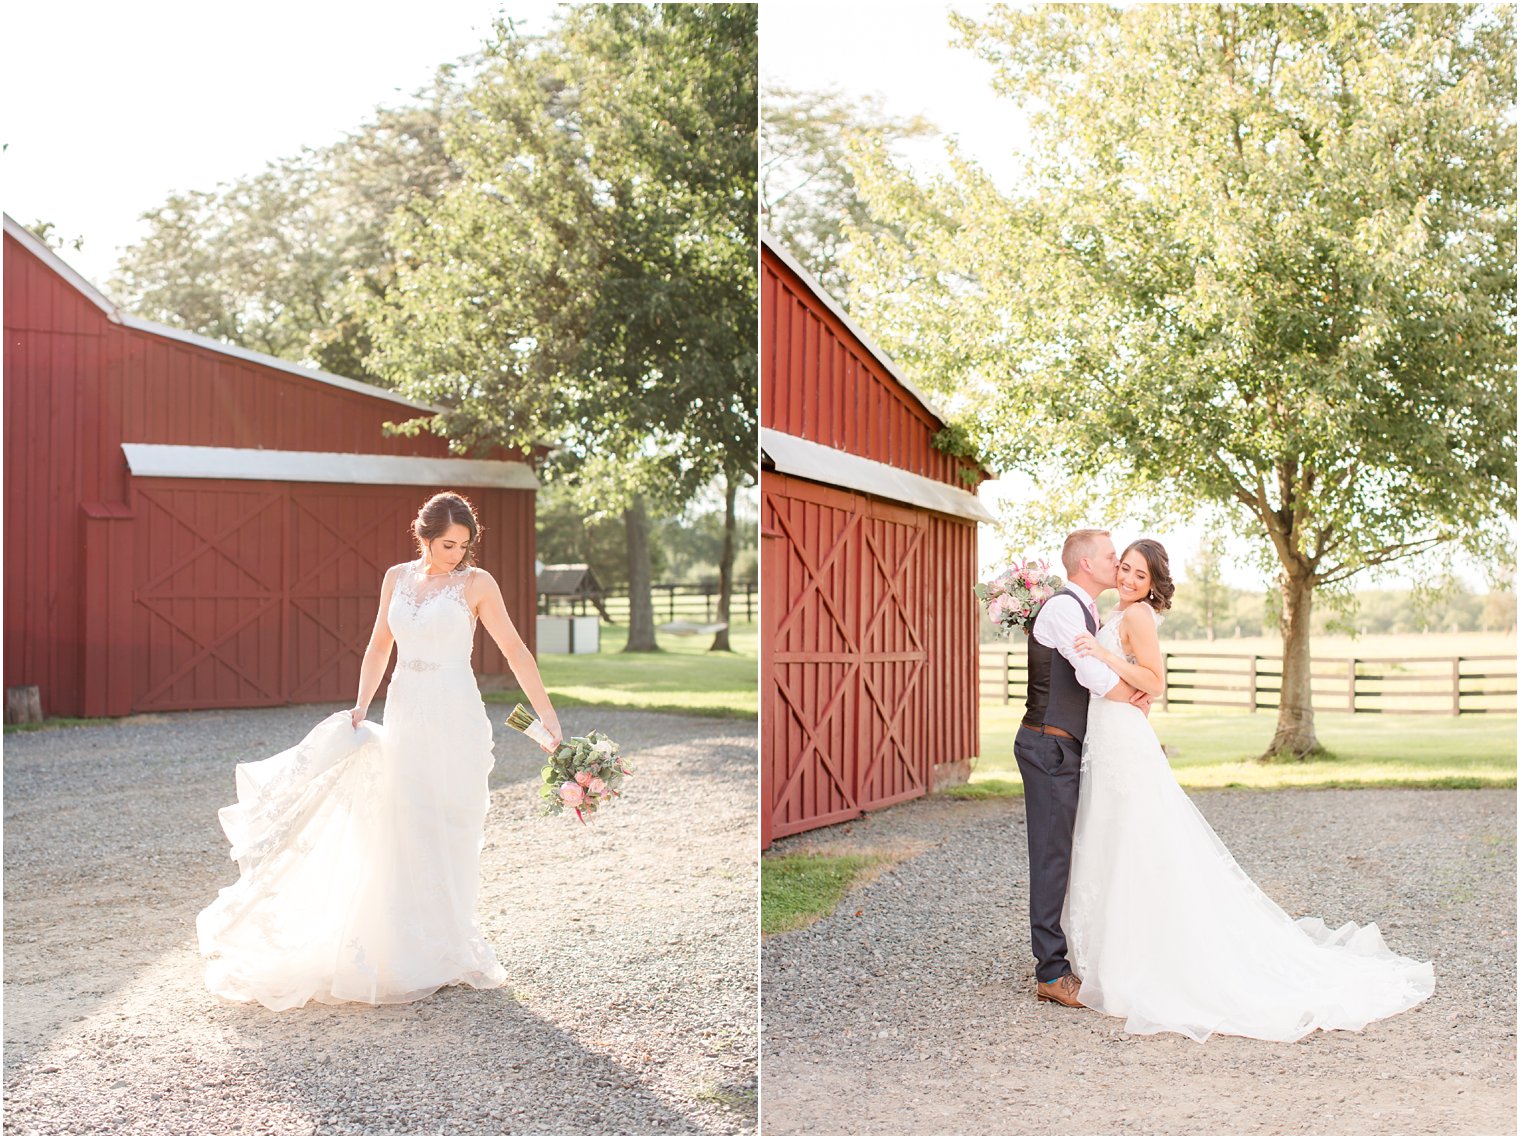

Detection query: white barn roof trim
xmin=121 ymin=443 xmax=539 ymax=489
xmin=761 ymin=428 xmax=994 ymax=523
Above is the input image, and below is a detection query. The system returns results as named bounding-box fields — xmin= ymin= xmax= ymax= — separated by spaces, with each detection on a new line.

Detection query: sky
xmin=759 ymin=0 xmax=1491 ymax=594
xmin=3 ymin=0 xmax=570 ymax=288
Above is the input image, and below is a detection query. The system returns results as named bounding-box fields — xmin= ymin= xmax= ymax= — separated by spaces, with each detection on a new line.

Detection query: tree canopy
xmin=843 ymin=2 xmax=1516 ymax=754
xmin=111 ymin=80 xmax=464 ymax=381
xmin=362 ymin=3 xmax=757 ymax=649
xmin=760 ymin=85 xmax=936 ymax=299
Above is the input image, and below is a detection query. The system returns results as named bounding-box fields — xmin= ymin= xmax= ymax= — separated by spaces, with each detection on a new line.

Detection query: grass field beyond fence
xmin=484 ymin=621 xmax=757 ymax=719
xmin=963 ymin=704 xmax=1517 ymax=794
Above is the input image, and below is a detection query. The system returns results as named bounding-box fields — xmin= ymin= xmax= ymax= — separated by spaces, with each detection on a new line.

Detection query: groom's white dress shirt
xmin=1031 ymin=582 xmax=1121 ymax=699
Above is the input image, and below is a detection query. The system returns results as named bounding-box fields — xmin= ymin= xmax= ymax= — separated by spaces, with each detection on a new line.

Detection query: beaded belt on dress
xmin=396 ymin=659 xmax=468 ymax=672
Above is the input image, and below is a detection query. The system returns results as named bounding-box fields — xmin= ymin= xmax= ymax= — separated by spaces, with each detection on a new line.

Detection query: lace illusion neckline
xmin=409 ymin=558 xmax=470 ymax=578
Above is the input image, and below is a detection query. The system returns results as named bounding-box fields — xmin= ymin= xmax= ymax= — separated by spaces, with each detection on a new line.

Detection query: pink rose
xmin=559 ymin=781 xmax=586 ymax=806
xmin=574 ymin=770 xmax=593 ymax=787
xmin=589 ymin=777 xmax=607 ymax=795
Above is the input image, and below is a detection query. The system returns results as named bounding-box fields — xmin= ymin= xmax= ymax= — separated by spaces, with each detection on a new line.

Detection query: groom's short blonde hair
xmin=1062 ymin=529 xmax=1112 ymax=576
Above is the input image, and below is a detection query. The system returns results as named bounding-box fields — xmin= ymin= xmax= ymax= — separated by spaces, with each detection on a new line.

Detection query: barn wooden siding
xmin=4 ymin=223 xmax=536 ymax=717
xmin=761 ymin=238 xmax=987 ymax=847
xmin=762 ymin=260 xmax=967 ymax=488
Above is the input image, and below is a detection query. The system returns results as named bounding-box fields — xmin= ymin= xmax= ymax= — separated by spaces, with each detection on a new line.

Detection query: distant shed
xmin=3 ymin=214 xmax=539 ymax=718
xmin=761 ymin=234 xmax=994 ymax=848
xmin=537 ymin=563 xmax=611 ymax=620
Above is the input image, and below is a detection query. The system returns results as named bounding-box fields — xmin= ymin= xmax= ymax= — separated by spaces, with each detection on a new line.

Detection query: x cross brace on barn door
xmin=136 ymin=492 xmax=284 ymax=705
xmin=855 ymin=523 xmax=926 ymax=798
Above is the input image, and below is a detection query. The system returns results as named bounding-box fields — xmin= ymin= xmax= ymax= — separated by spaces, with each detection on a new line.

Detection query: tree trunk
xmin=1264 ymin=571 xmax=1320 ymax=759
xmin=622 ymin=493 xmax=661 ymax=653
xmin=709 ymin=475 xmax=737 ymax=653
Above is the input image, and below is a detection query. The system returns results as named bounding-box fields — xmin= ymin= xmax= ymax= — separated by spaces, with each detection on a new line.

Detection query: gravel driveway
xmin=4 ymin=704 xmax=757 ymax=1135
xmin=761 ymin=788 xmax=1515 ymax=1136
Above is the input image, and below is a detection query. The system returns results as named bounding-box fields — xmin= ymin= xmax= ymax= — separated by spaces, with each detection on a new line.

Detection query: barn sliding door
xmin=763 ymin=474 xmax=929 ymax=843
xmin=130 ymin=482 xmax=418 ymax=711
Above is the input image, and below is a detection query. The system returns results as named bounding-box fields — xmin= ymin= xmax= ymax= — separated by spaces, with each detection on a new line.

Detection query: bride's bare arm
xmin=1077 ymin=606 xmax=1165 ymax=698
xmin=351 ymin=565 xmax=400 ymax=726
xmin=471 ymin=569 xmax=563 ymax=749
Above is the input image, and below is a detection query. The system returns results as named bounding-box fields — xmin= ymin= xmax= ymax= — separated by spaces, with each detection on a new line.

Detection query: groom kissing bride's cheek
xmin=1010 ymin=528 xmax=1434 ymax=1042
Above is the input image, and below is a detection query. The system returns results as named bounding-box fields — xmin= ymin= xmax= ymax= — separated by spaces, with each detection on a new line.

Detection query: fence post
xmin=1452 ymin=657 xmax=1463 ymax=716
xmin=1005 ymin=650 xmax=1013 ymax=705
xmin=1160 ymin=652 xmax=1169 ymax=711
xmin=747 ymin=583 xmax=754 ymax=623
xmin=1247 ymin=656 xmax=1257 ymax=712
xmin=1347 ymin=658 xmax=1357 ymax=713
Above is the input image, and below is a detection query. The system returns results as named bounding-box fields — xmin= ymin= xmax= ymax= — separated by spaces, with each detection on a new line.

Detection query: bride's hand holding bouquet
xmin=505 ymin=704 xmax=631 ymax=824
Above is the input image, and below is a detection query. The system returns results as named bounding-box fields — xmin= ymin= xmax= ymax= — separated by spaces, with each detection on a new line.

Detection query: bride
xmin=197 ymin=491 xmax=563 ymax=1011
xmin=1066 ymin=538 xmax=1435 ymax=1042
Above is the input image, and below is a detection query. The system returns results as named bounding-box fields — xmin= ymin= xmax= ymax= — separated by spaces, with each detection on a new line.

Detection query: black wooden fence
xmin=980 ymin=649 xmax=1517 ymax=715
xmin=545 ymin=582 xmax=757 ymax=624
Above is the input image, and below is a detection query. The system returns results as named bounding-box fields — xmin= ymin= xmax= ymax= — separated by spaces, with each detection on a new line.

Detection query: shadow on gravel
xmin=6 ymin=938 xmax=711 ymax=1136
xmin=205 ymin=986 xmax=708 ymax=1135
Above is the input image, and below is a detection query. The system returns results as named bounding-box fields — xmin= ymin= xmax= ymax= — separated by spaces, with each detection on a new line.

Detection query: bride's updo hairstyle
xmin=1122 ymin=539 xmax=1175 ymax=612
xmin=413 ymin=492 xmax=483 ymax=568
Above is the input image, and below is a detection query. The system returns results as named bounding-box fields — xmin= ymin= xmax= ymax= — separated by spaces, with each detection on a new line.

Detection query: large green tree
xmin=110 ymin=79 xmax=464 ymax=380
xmin=845 ymin=3 xmax=1515 ymax=756
xmin=760 ymin=85 xmax=936 ymax=299
xmin=364 ymin=3 xmax=757 ymax=652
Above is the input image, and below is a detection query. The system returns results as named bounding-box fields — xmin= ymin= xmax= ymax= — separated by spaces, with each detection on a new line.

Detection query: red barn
xmin=761 ymin=235 xmax=993 ymax=847
xmin=3 ymin=214 xmax=538 ymax=718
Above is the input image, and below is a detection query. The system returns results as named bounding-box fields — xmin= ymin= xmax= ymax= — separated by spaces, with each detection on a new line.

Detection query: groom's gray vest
xmin=1025 ymin=588 xmax=1097 ymax=742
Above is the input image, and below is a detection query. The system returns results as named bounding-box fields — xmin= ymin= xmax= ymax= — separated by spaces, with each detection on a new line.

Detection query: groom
xmin=1014 ymin=528 xmax=1149 ymax=1008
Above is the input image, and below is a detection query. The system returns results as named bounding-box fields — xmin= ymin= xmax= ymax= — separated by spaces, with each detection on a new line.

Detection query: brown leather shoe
xmin=1035 ymin=973 xmax=1086 ymax=1008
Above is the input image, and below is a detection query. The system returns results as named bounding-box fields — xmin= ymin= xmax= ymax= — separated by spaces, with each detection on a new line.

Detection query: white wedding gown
xmin=197 ymin=561 xmax=506 ymax=1010
xmin=1064 ymin=607 xmax=1435 ymax=1042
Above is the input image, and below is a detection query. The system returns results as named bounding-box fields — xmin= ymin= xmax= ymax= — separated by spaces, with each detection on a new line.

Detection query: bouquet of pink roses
xmin=507 ymin=705 xmax=631 ymax=824
xmin=975 ymin=558 xmax=1063 ymax=637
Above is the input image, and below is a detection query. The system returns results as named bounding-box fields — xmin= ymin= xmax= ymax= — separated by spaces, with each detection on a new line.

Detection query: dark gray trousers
xmin=1013 ymin=725 xmax=1083 ymax=984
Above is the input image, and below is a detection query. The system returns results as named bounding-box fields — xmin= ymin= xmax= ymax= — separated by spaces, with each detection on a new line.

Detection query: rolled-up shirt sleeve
xmin=1032 ymin=595 xmax=1121 ymax=698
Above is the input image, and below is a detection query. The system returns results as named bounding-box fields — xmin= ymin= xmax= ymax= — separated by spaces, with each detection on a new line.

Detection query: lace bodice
xmin=388 ymin=560 xmax=478 ymax=667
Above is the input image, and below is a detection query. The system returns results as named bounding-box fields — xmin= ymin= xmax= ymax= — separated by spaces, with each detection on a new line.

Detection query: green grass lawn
xmin=961 ymin=703 xmax=1517 ymax=795
xmin=3 ymin=715 xmax=115 ymax=734
xmin=761 ymin=853 xmax=884 ymax=935
xmin=484 ymin=620 xmax=757 ymax=719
